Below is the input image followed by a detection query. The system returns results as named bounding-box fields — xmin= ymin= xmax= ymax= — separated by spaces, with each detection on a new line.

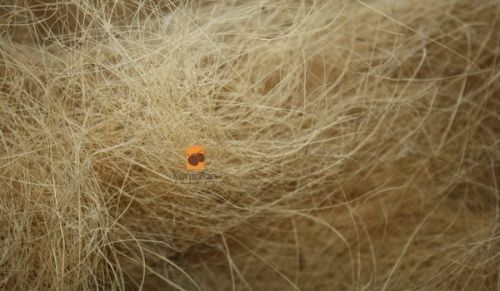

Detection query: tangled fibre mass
xmin=1 ymin=0 xmax=500 ymax=290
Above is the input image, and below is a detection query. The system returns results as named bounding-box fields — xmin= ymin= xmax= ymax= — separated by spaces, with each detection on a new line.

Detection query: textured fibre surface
xmin=1 ymin=0 xmax=500 ymax=290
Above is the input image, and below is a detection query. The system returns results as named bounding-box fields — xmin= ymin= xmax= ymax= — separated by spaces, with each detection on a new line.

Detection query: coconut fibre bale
xmin=1 ymin=0 xmax=499 ymax=290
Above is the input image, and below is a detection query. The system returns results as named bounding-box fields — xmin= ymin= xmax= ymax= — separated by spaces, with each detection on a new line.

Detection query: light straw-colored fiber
xmin=1 ymin=0 xmax=499 ymax=290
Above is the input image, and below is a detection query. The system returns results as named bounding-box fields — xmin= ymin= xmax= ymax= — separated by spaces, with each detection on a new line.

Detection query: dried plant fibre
xmin=1 ymin=0 xmax=500 ymax=290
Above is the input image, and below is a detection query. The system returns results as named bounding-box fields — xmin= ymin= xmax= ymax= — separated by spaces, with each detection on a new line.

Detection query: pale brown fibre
xmin=1 ymin=0 xmax=500 ymax=290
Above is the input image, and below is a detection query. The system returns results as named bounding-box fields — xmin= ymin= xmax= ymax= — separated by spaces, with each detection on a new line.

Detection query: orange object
xmin=185 ymin=145 xmax=205 ymax=171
